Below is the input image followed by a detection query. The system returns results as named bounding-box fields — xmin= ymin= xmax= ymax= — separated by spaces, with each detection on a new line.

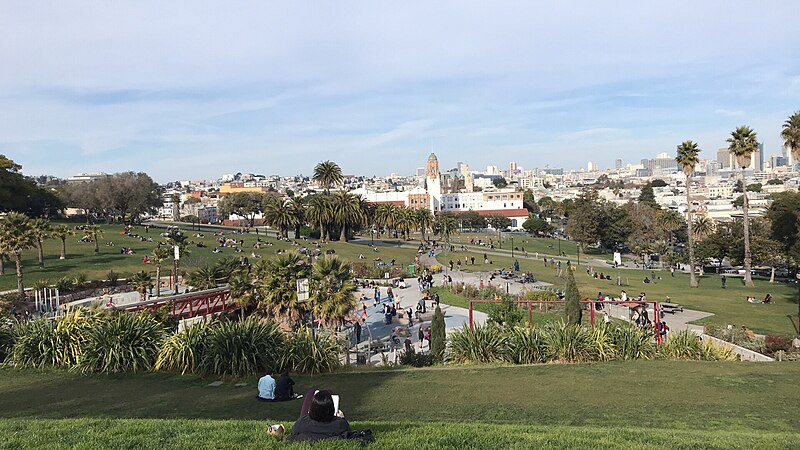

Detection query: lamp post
xmin=576 ymin=243 xmax=580 ymax=266
xmin=558 ymin=235 xmax=561 ymax=256
xmin=511 ymin=236 xmax=514 ymax=258
xmin=371 ymin=227 xmax=374 ymax=246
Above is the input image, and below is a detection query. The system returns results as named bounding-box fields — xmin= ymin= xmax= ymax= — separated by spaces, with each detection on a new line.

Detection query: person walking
xmin=721 ymin=275 xmax=727 ymax=289
xmin=354 ymin=320 xmax=362 ymax=345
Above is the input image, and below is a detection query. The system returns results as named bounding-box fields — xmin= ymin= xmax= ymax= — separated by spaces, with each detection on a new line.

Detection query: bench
xmin=661 ymin=303 xmax=684 ymax=314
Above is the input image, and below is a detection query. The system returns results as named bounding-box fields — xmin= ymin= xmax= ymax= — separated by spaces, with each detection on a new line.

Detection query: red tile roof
xmin=443 ymin=209 xmax=529 ymax=218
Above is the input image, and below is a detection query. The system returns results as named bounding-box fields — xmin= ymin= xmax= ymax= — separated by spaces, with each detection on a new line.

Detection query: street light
xmin=511 ymin=236 xmax=514 ymax=258
xmin=577 ymin=243 xmax=580 ymax=266
xmin=371 ymin=227 xmax=374 ymax=246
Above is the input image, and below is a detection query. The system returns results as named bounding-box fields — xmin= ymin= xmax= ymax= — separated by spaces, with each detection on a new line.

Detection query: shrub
xmin=9 ymin=310 xmax=102 ymax=369
xmin=400 ymin=351 xmax=435 ymax=367
xmin=0 ymin=321 xmax=13 ymax=363
xmin=155 ymin=321 xmax=211 ymax=375
xmin=764 ymin=335 xmax=792 ymax=356
xmin=609 ymin=323 xmax=655 ymax=360
xmin=487 ymin=297 xmax=526 ymax=327
xmin=543 ymin=321 xmax=594 ymax=362
xmin=430 ymin=306 xmax=446 ymax=363
xmin=590 ymin=324 xmax=618 ymax=361
xmin=660 ymin=330 xmax=702 ymax=360
xmin=504 ymin=326 xmax=547 ymax=364
xmin=78 ymin=313 xmax=165 ymax=374
xmin=202 ymin=318 xmax=284 ymax=378
xmin=563 ymin=269 xmax=581 ymax=326
xmin=279 ymin=327 xmax=341 ymax=375
xmin=520 ymin=290 xmax=559 ymax=301
xmin=106 ymin=270 xmax=120 ymax=286
xmin=55 ymin=276 xmax=76 ymax=293
xmin=447 ymin=323 xmax=506 ymax=364
xmin=700 ymin=340 xmax=737 ymax=361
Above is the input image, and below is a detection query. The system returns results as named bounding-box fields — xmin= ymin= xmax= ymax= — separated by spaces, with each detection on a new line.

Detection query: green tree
xmin=229 ymin=272 xmax=256 ymax=319
xmin=727 ymin=125 xmax=758 ymax=287
xmin=331 ymin=190 xmax=365 ymax=242
xmin=305 ymin=194 xmax=333 ymax=241
xmin=0 ymin=213 xmax=36 ymax=296
xmin=766 ymin=191 xmax=800 ymax=263
xmin=487 ymin=214 xmax=512 ymax=231
xmin=218 ymin=192 xmax=264 ymax=228
xmin=692 ymin=217 xmax=715 ymax=240
xmin=597 ymin=202 xmax=631 ymax=249
xmin=565 ymin=188 xmax=601 ymax=261
xmin=746 ymin=183 xmax=762 ymax=193
xmin=30 ymin=218 xmax=51 ymax=268
xmin=254 ymin=252 xmax=310 ymax=322
xmin=766 ymin=178 xmax=784 ymax=185
xmin=263 ymin=197 xmax=297 ymax=238
xmin=433 ymin=213 xmax=458 ymax=248
xmin=650 ymin=179 xmax=668 ymax=187
xmin=187 ymin=265 xmax=225 ymax=290
xmin=129 ymin=270 xmax=152 ymax=301
xmin=522 ymin=215 xmax=553 ymax=236
xmin=288 ymin=196 xmax=305 ymax=239
xmin=51 ymin=225 xmax=74 ymax=260
xmin=0 ymin=155 xmax=63 ymax=217
xmin=151 ymin=246 xmax=171 ymax=297
xmin=522 ymin=189 xmax=539 ymax=213
xmin=310 ymin=256 xmax=357 ymax=328
xmin=415 ymin=208 xmax=434 ymax=241
xmin=676 ymin=140 xmax=701 ymax=287
xmin=638 ymin=184 xmax=657 ymax=207
xmin=430 ymin=305 xmax=446 ymax=363
xmin=781 ymin=111 xmax=800 ymax=163
xmin=86 ymin=225 xmax=103 ymax=253
xmin=564 ymin=268 xmax=581 ymax=326
xmin=313 ymin=160 xmax=344 ymax=194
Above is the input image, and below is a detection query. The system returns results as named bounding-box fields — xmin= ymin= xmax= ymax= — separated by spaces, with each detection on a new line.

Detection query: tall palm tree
xmin=305 ymin=194 xmax=333 ymax=241
xmin=51 ymin=224 xmax=74 ymax=260
xmin=30 ymin=218 xmax=52 ymax=268
xmin=0 ymin=213 xmax=36 ymax=296
xmin=312 ymin=161 xmax=344 ymax=194
xmin=228 ymin=272 xmax=256 ymax=319
xmin=781 ymin=111 xmax=800 ymax=166
xmin=187 ymin=265 xmax=225 ymax=290
xmin=254 ymin=252 xmax=310 ymax=323
xmin=433 ymin=213 xmax=458 ymax=249
xmin=310 ymin=256 xmax=357 ymax=328
xmin=165 ymin=226 xmax=190 ymax=292
xmin=415 ymin=208 xmax=434 ymax=241
xmin=396 ymin=206 xmax=416 ymax=240
xmin=151 ymin=246 xmax=171 ymax=297
xmin=331 ymin=190 xmax=365 ymax=242
xmin=727 ymin=126 xmax=758 ymax=287
xmin=676 ymin=140 xmax=701 ymax=287
xmin=86 ymin=225 xmax=103 ymax=254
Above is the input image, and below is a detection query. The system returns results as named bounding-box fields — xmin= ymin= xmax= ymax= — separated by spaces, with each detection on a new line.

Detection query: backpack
xmin=345 ymin=429 xmax=374 ymax=445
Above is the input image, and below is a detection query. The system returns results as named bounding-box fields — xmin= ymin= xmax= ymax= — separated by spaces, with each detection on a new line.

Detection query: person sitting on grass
xmin=256 ymin=368 xmax=276 ymax=402
xmin=762 ymin=293 xmax=773 ymax=304
xmin=290 ymin=390 xmax=352 ymax=442
xmin=275 ymin=369 xmax=302 ymax=400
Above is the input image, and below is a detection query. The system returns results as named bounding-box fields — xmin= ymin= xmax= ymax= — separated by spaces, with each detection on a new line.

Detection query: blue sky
xmin=2 ymin=1 xmax=800 ymax=182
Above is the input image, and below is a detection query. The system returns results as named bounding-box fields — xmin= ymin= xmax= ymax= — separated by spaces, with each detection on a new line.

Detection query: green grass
xmin=0 ymin=223 xmax=418 ymax=292
xmin=440 ymin=243 xmax=800 ymax=335
xmin=1 ymin=362 xmax=799 ymax=448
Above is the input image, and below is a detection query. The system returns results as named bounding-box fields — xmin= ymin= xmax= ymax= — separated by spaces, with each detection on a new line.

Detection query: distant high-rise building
xmin=587 ymin=161 xmax=594 ymax=172
xmin=716 ymin=148 xmax=730 ymax=169
xmin=756 ymin=142 xmax=765 ymax=172
xmin=615 ymin=159 xmax=623 ymax=169
xmin=457 ymin=162 xmax=470 ymax=177
xmin=509 ymin=162 xmax=517 ymax=174
xmin=416 ymin=167 xmax=426 ymax=177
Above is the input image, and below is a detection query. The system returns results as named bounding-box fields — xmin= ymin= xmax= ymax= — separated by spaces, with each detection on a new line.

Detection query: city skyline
xmin=2 ymin=2 xmax=800 ymax=182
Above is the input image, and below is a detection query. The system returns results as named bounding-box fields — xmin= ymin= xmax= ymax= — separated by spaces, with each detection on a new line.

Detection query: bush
xmin=155 ymin=321 xmax=211 ymax=375
xmin=590 ymin=325 xmax=617 ymax=361
xmin=0 ymin=321 xmax=13 ymax=363
xmin=609 ymin=323 xmax=655 ymax=360
xmin=563 ymin=269 xmax=581 ymax=326
xmin=505 ymin=326 xmax=547 ymax=364
xmin=279 ymin=327 xmax=341 ymax=375
xmin=202 ymin=318 xmax=284 ymax=378
xmin=447 ymin=323 xmax=506 ymax=364
xmin=9 ymin=310 xmax=102 ymax=369
xmin=106 ymin=270 xmax=120 ymax=286
xmin=400 ymin=351 xmax=435 ymax=367
xmin=78 ymin=313 xmax=165 ymax=374
xmin=430 ymin=306 xmax=446 ymax=363
xmin=543 ymin=321 xmax=594 ymax=362
xmin=487 ymin=297 xmax=526 ymax=327
xmin=700 ymin=340 xmax=737 ymax=361
xmin=660 ymin=330 xmax=702 ymax=360
xmin=764 ymin=335 xmax=792 ymax=356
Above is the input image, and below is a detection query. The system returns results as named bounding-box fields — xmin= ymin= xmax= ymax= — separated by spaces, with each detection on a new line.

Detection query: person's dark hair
xmin=265 ymin=367 xmax=273 ymax=375
xmin=281 ymin=369 xmax=290 ymax=377
xmin=309 ymin=390 xmax=336 ymax=422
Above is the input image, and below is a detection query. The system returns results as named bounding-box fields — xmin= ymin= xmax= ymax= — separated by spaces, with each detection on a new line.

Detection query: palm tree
xmin=781 ymin=111 xmax=800 ymax=165
xmin=433 ymin=213 xmax=458 ymax=249
xmin=331 ymin=190 xmax=365 ymax=242
xmin=129 ymin=270 xmax=152 ymax=301
xmin=656 ymin=209 xmax=683 ymax=268
xmin=228 ymin=272 xmax=256 ymax=319
xmin=165 ymin=226 xmax=190 ymax=292
xmin=151 ymin=246 xmax=171 ymax=297
xmin=51 ymin=224 xmax=74 ymax=260
xmin=692 ymin=217 xmax=715 ymax=240
xmin=0 ymin=213 xmax=36 ymax=296
xmin=254 ymin=252 xmax=310 ymax=323
xmin=415 ymin=208 xmax=434 ymax=241
xmin=86 ymin=225 xmax=103 ymax=253
xmin=0 ymin=251 xmax=7 ymax=276
xmin=312 ymin=161 xmax=344 ymax=194
xmin=305 ymin=194 xmax=333 ymax=241
xmin=30 ymin=218 xmax=51 ymax=268
xmin=396 ymin=206 xmax=416 ymax=240
xmin=676 ymin=140 xmax=701 ymax=287
xmin=187 ymin=265 xmax=225 ymax=290
xmin=288 ymin=196 xmax=305 ymax=239
xmin=263 ymin=198 xmax=297 ymax=238
xmin=310 ymin=256 xmax=357 ymax=328
xmin=727 ymin=125 xmax=758 ymax=287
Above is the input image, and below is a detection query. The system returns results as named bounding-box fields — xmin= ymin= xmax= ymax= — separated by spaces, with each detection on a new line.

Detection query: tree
xmin=638 ymin=184 xmax=657 ymax=207
xmin=30 ymin=218 xmax=51 ymax=268
xmin=0 ymin=155 xmax=63 ymax=218
xmin=433 ymin=213 xmax=458 ymax=248
xmin=187 ymin=265 xmax=225 ymax=290
xmin=86 ymin=225 xmax=103 ymax=253
xmin=677 ymin=140 xmax=701 ymax=287
xmin=564 ymin=268 xmax=581 ymax=326
xmin=396 ymin=206 xmax=416 ymax=240
xmin=522 ymin=216 xmax=553 ymax=236
xmin=263 ymin=197 xmax=297 ymax=238
xmin=565 ymin=188 xmax=601 ymax=260
xmin=656 ymin=209 xmax=685 ymax=266
xmin=310 ymin=256 xmax=357 ymax=328
xmin=254 ymin=252 xmax=310 ymax=322
xmin=182 ymin=214 xmax=200 ymax=230
xmin=313 ymin=161 xmax=344 ymax=194
xmin=228 ymin=272 xmax=256 ymax=319
xmin=129 ymin=271 xmax=152 ymax=301
xmin=415 ymin=208 xmax=434 ymax=241
xmin=692 ymin=217 xmax=715 ymax=240
xmin=492 ymin=177 xmax=508 ymax=188
xmin=305 ymin=194 xmax=333 ymax=241
xmin=288 ymin=196 xmax=305 ymax=239
xmin=151 ymin=246 xmax=171 ymax=297
xmin=766 ymin=178 xmax=784 ymax=185
xmin=487 ymin=214 xmax=512 ymax=231
xmin=50 ymin=224 xmax=73 ymax=260
xmin=781 ymin=111 xmax=800 ymax=164
xmin=727 ymin=125 xmax=758 ymax=287
xmin=746 ymin=183 xmax=762 ymax=193
xmin=0 ymin=213 xmax=36 ymax=296
xmin=458 ymin=211 xmax=486 ymax=231
xmin=218 ymin=192 xmax=264 ymax=227
xmin=331 ymin=190 xmax=365 ymax=242
xmin=597 ymin=202 xmax=631 ymax=249
xmin=430 ymin=305 xmax=446 ymax=363
xmin=522 ymin=189 xmax=539 ymax=213
xmin=650 ymin=179 xmax=668 ymax=188
xmin=766 ymin=191 xmax=800 ymax=263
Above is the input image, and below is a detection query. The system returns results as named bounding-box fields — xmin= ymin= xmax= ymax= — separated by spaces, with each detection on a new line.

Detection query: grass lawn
xmin=1 ymin=362 xmax=799 ymax=449
xmin=437 ymin=244 xmax=800 ymax=336
xmin=0 ymin=223 xmax=419 ymax=292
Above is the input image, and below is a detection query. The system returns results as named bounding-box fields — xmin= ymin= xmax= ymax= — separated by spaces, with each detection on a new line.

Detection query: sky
xmin=2 ymin=1 xmax=800 ymax=182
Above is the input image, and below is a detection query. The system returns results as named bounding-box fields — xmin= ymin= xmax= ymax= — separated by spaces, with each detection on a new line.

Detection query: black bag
xmin=345 ymin=429 xmax=374 ymax=445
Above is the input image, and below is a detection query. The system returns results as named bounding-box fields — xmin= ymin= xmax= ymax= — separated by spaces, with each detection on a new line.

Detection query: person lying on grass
xmin=290 ymin=390 xmax=352 ymax=442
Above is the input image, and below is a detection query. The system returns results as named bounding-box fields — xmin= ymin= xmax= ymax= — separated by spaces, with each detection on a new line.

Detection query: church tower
xmin=425 ymin=153 xmax=442 ymax=212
